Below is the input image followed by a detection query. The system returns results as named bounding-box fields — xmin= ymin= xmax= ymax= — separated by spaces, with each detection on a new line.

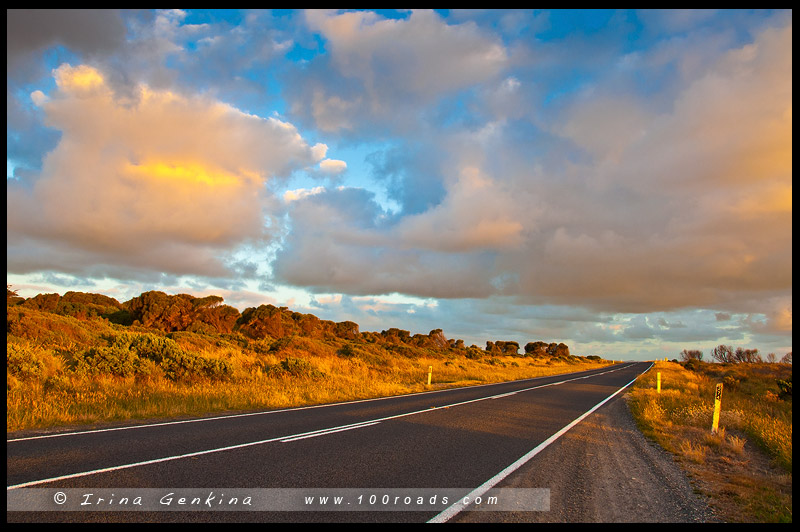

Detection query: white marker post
xmin=427 ymin=366 xmax=433 ymax=386
xmin=711 ymin=383 xmax=723 ymax=434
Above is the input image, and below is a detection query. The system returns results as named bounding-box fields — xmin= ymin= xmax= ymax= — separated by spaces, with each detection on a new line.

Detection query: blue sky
xmin=7 ymin=9 xmax=792 ymax=361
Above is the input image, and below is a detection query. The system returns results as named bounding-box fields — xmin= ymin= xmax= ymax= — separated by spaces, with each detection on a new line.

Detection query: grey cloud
xmin=290 ymin=10 xmax=511 ymax=136
xmin=7 ymin=10 xmax=126 ymax=79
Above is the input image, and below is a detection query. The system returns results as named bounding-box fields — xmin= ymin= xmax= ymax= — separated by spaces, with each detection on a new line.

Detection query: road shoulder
xmin=453 ymin=392 xmax=721 ymax=523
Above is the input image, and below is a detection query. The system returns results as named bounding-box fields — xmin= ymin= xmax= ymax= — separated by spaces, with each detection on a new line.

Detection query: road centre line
xmin=7 ymin=364 xmax=634 ymax=443
xmin=7 ymin=363 xmax=637 ymax=490
xmin=279 ymin=422 xmax=381 ymax=442
xmin=7 ymin=419 xmax=385 ymax=490
xmin=428 ymin=363 xmax=654 ymax=523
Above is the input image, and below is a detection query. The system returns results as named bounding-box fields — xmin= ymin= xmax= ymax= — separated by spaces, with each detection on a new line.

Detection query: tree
xmin=552 ymin=343 xmax=570 ymax=358
xmin=7 ymin=285 xmax=24 ymax=306
xmin=711 ymin=345 xmax=734 ymax=363
xmin=733 ymin=347 xmax=761 ymax=363
xmin=780 ymin=352 xmax=792 ymax=364
xmin=524 ymin=341 xmax=548 ymax=356
xmin=679 ymin=349 xmax=703 ymax=362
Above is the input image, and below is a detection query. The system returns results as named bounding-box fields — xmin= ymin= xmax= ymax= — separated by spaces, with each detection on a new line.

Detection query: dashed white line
xmin=280 ymin=422 xmax=381 ymax=442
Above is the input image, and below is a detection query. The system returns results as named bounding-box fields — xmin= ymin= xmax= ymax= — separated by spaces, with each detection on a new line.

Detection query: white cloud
xmin=319 ymin=158 xmax=347 ymax=174
xmin=283 ymin=186 xmax=326 ymax=203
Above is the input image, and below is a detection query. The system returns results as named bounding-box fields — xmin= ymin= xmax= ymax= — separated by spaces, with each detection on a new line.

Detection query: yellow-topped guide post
xmin=712 ymin=383 xmax=723 ymax=433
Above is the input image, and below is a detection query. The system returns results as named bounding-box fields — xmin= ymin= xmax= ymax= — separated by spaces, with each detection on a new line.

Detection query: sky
xmin=6 ymin=9 xmax=792 ymax=361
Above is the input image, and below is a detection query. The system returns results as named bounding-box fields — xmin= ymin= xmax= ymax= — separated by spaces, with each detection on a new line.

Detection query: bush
xmin=776 ymin=377 xmax=792 ymax=399
xmin=683 ymin=358 xmax=702 ymax=372
xmin=269 ymin=336 xmax=293 ymax=353
xmin=7 ymin=343 xmax=45 ymax=379
xmin=69 ymin=332 xmax=232 ymax=381
xmin=266 ymin=357 xmax=324 ymax=379
xmin=680 ymin=349 xmax=703 ymax=362
xmin=337 ymin=343 xmax=357 ymax=358
xmin=464 ymin=347 xmax=483 ymax=360
xmin=193 ymin=357 xmax=234 ymax=380
xmin=723 ymin=375 xmax=740 ymax=391
xmin=72 ymin=344 xmax=151 ymax=377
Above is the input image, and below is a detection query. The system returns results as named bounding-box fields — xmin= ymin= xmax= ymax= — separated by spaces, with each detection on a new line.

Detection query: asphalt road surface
xmin=7 ymin=361 xmax=718 ymax=523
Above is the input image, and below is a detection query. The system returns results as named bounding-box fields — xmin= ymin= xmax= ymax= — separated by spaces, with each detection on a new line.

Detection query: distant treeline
xmin=679 ymin=347 xmax=791 ymax=364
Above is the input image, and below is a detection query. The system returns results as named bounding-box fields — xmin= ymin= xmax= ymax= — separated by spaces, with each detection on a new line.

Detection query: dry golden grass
xmin=6 ymin=309 xmax=612 ymax=432
xmin=679 ymin=439 xmax=709 ymax=463
xmin=627 ymin=360 xmax=792 ymax=523
xmin=727 ymin=434 xmax=747 ymax=455
xmin=6 ymin=356 xmax=610 ymax=431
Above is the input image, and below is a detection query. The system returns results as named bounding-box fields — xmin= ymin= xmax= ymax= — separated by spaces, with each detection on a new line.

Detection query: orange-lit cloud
xmin=394 ymin=166 xmax=526 ymax=252
xmin=7 ymin=63 xmax=326 ymax=277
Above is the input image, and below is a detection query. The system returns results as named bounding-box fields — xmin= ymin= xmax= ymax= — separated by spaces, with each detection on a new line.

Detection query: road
xmin=6 ymin=361 xmax=718 ymax=522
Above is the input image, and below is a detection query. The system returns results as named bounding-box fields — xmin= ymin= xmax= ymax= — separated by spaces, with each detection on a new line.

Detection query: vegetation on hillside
xmin=6 ymin=286 xmax=609 ymax=431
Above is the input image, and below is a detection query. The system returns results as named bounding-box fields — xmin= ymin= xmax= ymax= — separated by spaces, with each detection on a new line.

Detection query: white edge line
xmin=427 ymin=362 xmax=653 ymax=523
xmin=6 ymin=363 xmax=644 ymax=491
xmin=7 ymin=363 xmax=633 ymax=443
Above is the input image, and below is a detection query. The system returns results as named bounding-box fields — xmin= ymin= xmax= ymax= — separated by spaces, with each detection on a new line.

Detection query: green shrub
xmin=194 ymin=357 xmax=233 ymax=380
xmin=776 ymin=377 xmax=792 ymax=399
xmin=337 ymin=343 xmax=357 ymax=358
xmin=69 ymin=332 xmax=232 ymax=381
xmin=269 ymin=336 xmax=293 ymax=353
xmin=266 ymin=357 xmax=324 ymax=379
xmin=683 ymin=358 xmax=702 ymax=372
xmin=72 ymin=344 xmax=151 ymax=377
xmin=127 ymin=333 xmax=184 ymax=362
xmin=464 ymin=347 xmax=483 ymax=360
xmin=43 ymin=374 xmax=73 ymax=393
xmin=7 ymin=343 xmax=45 ymax=379
xmin=723 ymin=375 xmax=740 ymax=391
xmin=104 ymin=309 xmax=135 ymax=326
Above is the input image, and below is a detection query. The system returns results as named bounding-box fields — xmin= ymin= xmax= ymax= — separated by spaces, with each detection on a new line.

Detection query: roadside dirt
xmin=453 ymin=393 xmax=721 ymax=523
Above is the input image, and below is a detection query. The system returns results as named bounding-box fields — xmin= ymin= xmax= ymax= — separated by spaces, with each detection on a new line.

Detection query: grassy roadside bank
xmin=626 ymin=360 xmax=792 ymax=523
xmin=7 ymin=306 xmax=612 ymax=433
